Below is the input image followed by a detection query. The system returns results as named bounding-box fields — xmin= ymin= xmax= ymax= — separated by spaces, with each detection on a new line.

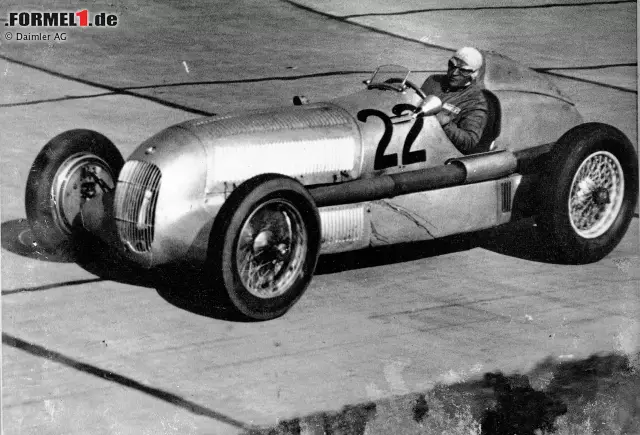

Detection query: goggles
xmin=448 ymin=59 xmax=476 ymax=76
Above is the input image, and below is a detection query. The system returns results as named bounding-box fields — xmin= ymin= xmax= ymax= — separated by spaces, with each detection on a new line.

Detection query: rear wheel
xmin=25 ymin=129 xmax=124 ymax=254
xmin=208 ymin=174 xmax=321 ymax=320
xmin=538 ymin=123 xmax=638 ymax=263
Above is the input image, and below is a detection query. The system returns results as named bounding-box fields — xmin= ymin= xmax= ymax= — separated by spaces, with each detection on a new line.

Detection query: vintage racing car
xmin=25 ymin=52 xmax=638 ymax=320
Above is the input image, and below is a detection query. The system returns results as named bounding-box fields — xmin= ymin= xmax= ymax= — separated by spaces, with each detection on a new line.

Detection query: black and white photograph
xmin=1 ymin=1 xmax=638 ymax=433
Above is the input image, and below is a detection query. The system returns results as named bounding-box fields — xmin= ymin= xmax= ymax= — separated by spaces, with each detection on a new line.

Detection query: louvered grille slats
xmin=501 ymin=181 xmax=512 ymax=212
xmin=114 ymin=160 xmax=162 ymax=253
xmin=320 ymin=205 xmax=365 ymax=245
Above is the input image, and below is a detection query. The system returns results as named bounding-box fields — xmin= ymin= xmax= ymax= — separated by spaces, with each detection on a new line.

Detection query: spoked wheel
xmin=209 ymin=174 xmax=321 ymax=320
xmin=25 ymin=129 xmax=124 ymax=254
xmin=236 ymin=198 xmax=308 ymax=299
xmin=567 ymin=151 xmax=625 ymax=239
xmin=539 ymin=123 xmax=638 ymax=264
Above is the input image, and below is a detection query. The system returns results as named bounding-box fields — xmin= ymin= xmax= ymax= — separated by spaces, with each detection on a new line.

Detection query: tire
xmin=25 ymin=129 xmax=124 ymax=254
xmin=538 ymin=123 xmax=638 ymax=264
xmin=208 ymin=174 xmax=321 ymax=320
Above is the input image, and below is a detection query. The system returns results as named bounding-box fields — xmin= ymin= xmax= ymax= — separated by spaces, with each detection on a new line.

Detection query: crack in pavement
xmin=0 ymin=55 xmax=215 ymax=116
xmin=123 ymin=64 xmax=634 ymax=96
xmin=342 ymin=0 xmax=635 ymax=18
xmin=535 ymin=62 xmax=637 ymax=71
xmin=120 ymin=69 xmax=443 ymax=91
xmin=0 ymin=92 xmax=117 ymax=108
xmin=123 ymin=70 xmax=372 ymax=90
xmin=282 ymin=0 xmax=458 ymax=52
xmin=2 ymin=278 xmax=104 ymax=296
xmin=1 ymin=333 xmax=251 ymax=430
xmin=532 ymin=69 xmax=637 ymax=93
xmin=0 ymin=60 xmax=435 ymax=108
xmin=375 ymin=200 xmax=436 ymax=238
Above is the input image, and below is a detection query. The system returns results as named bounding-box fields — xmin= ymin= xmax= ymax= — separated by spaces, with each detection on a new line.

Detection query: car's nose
xmin=114 ymin=126 xmax=208 ymax=266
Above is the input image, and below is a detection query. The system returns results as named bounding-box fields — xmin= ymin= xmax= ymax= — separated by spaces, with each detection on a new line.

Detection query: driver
xmin=421 ymin=47 xmax=488 ymax=154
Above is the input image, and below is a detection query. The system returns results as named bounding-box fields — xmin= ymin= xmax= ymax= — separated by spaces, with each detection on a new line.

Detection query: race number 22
xmin=357 ymin=109 xmax=426 ymax=170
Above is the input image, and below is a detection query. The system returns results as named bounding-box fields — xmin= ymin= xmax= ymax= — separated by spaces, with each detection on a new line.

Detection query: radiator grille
xmin=320 ymin=205 xmax=365 ymax=245
xmin=114 ymin=160 xmax=162 ymax=253
xmin=501 ymin=181 xmax=512 ymax=213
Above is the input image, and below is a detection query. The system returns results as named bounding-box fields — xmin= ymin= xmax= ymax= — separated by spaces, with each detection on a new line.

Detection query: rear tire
xmin=208 ymin=174 xmax=321 ymax=320
xmin=25 ymin=129 xmax=124 ymax=254
xmin=538 ymin=123 xmax=638 ymax=264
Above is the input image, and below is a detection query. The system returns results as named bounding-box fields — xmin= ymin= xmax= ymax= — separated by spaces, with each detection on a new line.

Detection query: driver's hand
xmin=412 ymin=104 xmax=427 ymax=117
xmin=436 ymin=111 xmax=452 ymax=126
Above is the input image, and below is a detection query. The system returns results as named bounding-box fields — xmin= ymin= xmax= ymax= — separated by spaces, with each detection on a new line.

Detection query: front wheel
xmin=538 ymin=123 xmax=638 ymax=264
xmin=25 ymin=129 xmax=124 ymax=254
xmin=208 ymin=174 xmax=321 ymax=320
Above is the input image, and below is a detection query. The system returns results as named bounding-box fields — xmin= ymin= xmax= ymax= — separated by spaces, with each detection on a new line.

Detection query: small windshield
xmin=367 ymin=64 xmax=411 ymax=91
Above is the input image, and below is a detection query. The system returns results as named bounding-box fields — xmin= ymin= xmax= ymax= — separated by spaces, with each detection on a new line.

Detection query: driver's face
xmin=446 ymin=56 xmax=475 ymax=88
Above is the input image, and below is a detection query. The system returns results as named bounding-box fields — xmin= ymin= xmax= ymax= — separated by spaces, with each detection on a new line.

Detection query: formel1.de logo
xmin=5 ymin=11 xmax=118 ymax=27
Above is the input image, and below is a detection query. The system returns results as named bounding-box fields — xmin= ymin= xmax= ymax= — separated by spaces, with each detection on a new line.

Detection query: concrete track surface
xmin=1 ymin=1 xmax=638 ymax=434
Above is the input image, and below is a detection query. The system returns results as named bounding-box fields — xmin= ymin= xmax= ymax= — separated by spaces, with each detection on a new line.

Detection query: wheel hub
xmin=51 ymin=152 xmax=115 ymax=234
xmin=591 ymin=187 xmax=610 ymax=207
xmin=252 ymin=230 xmax=273 ymax=252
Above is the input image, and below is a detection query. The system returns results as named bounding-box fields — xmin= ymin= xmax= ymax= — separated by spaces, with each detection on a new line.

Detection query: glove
xmin=436 ymin=111 xmax=453 ymax=126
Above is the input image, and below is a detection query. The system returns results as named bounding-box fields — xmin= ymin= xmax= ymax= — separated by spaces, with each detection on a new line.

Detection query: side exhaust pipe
xmin=446 ymin=150 xmax=517 ymax=184
xmin=310 ymin=146 xmax=551 ymax=207
xmin=310 ymin=164 xmax=466 ymax=207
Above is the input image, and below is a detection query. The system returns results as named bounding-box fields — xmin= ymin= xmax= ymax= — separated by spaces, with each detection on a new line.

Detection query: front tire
xmin=538 ymin=123 xmax=638 ymax=264
xmin=208 ymin=174 xmax=321 ymax=320
xmin=25 ymin=129 xmax=124 ymax=254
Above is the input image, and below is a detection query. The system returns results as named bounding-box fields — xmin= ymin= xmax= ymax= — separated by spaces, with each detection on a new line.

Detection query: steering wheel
xmin=383 ymin=78 xmax=427 ymax=101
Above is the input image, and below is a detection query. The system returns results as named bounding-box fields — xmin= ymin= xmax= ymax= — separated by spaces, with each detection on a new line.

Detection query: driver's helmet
xmin=451 ymin=47 xmax=483 ymax=79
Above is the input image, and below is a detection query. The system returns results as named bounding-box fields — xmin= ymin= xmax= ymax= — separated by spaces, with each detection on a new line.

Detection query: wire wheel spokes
xmin=568 ymin=151 xmax=624 ymax=239
xmin=236 ymin=199 xmax=307 ymax=299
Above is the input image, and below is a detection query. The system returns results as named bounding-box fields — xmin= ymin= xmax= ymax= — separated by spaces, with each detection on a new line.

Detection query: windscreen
xmin=368 ymin=64 xmax=411 ymax=90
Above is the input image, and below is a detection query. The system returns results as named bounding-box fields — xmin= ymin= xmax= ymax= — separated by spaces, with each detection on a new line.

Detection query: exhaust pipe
xmin=446 ymin=150 xmax=517 ymax=184
xmin=310 ymin=164 xmax=466 ymax=207
xmin=310 ymin=146 xmax=550 ymax=207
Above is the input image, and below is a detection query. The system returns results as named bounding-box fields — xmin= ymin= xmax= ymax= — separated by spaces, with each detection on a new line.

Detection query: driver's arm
xmin=441 ymin=106 xmax=488 ymax=154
